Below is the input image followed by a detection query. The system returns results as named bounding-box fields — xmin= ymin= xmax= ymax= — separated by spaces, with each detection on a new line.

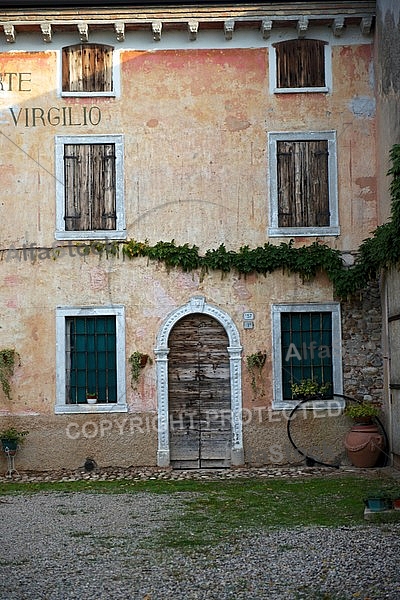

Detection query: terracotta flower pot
xmin=344 ymin=422 xmax=384 ymax=468
xmin=393 ymin=498 xmax=400 ymax=511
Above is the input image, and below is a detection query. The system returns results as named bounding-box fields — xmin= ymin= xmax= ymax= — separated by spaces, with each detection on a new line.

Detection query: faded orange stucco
xmin=0 ymin=32 xmax=378 ymax=470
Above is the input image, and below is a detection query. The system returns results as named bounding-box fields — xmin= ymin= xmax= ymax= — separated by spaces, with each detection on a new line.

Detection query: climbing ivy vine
xmin=87 ymin=145 xmax=400 ymax=299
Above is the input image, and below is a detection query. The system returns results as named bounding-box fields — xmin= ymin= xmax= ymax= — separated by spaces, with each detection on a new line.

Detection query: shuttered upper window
xmin=268 ymin=131 xmax=339 ymax=237
xmin=277 ymin=140 xmax=329 ymax=228
xmin=271 ymin=39 xmax=330 ymax=93
xmin=64 ymin=143 xmax=116 ymax=232
xmin=62 ymin=44 xmax=114 ymax=95
xmin=55 ymin=135 xmax=125 ymax=240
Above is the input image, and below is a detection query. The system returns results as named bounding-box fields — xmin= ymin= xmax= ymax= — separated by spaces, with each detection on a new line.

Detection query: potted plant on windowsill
xmin=0 ymin=427 xmax=28 ymax=456
xmin=86 ymin=392 xmax=97 ymax=404
xmin=291 ymin=379 xmax=331 ymax=400
xmin=344 ymin=401 xmax=384 ymax=468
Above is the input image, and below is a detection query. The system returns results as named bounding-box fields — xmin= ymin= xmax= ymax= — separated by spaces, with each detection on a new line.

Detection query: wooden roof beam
xmin=360 ymin=16 xmax=373 ymax=35
xmin=77 ymin=22 xmax=88 ymax=42
xmin=333 ymin=16 xmax=345 ymax=37
xmin=114 ymin=21 xmax=124 ymax=42
xmin=152 ymin=20 xmax=162 ymax=41
xmin=224 ymin=19 xmax=234 ymax=40
xmin=187 ymin=19 xmax=198 ymax=41
xmin=261 ymin=18 xmax=273 ymax=39
xmin=40 ymin=22 xmax=52 ymax=42
xmin=297 ymin=16 xmax=308 ymax=38
xmin=3 ymin=23 xmax=15 ymax=42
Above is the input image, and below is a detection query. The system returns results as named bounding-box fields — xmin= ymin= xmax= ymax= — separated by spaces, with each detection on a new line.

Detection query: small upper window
xmin=272 ymin=39 xmax=329 ymax=93
xmin=62 ymin=44 xmax=114 ymax=95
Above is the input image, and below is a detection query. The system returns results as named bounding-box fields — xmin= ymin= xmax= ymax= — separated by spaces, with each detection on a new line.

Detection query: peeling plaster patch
xmin=90 ymin=267 xmax=108 ymax=291
xmin=225 ymin=115 xmax=251 ymax=131
xmin=143 ymin=277 xmax=176 ymax=317
xmin=175 ymin=271 xmax=199 ymax=290
xmin=355 ymin=176 xmax=377 ymax=203
xmin=135 ymin=327 xmax=147 ymax=340
xmin=4 ymin=274 xmax=21 ymax=286
xmin=6 ymin=298 xmax=19 ymax=308
xmin=232 ymin=278 xmax=252 ymax=300
xmin=348 ymin=96 xmax=376 ymax=118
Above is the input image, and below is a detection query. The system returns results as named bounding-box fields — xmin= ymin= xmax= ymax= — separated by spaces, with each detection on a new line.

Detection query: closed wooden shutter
xmin=274 ymin=39 xmax=326 ymax=88
xmin=62 ymin=44 xmax=113 ymax=92
xmin=277 ymin=139 xmax=329 ymax=228
xmin=64 ymin=144 xmax=116 ymax=231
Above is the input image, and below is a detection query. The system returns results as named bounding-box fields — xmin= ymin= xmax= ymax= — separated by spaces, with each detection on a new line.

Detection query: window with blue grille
xmin=66 ymin=316 xmax=117 ymax=404
xmin=272 ymin=303 xmax=343 ymax=408
xmin=281 ymin=312 xmax=333 ymax=400
xmin=55 ymin=305 xmax=127 ymax=414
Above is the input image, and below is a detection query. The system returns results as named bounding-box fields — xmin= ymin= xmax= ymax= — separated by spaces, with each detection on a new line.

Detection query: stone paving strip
xmin=0 ymin=464 xmax=393 ymax=483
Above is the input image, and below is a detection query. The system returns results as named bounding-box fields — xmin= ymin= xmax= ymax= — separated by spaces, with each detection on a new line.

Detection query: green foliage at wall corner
xmin=71 ymin=145 xmax=400 ymax=301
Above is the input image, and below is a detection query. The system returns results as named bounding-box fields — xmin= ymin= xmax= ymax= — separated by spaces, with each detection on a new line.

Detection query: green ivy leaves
xmin=90 ymin=145 xmax=400 ymax=300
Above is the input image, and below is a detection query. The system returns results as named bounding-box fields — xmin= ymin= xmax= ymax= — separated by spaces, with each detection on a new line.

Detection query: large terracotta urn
xmin=344 ymin=422 xmax=384 ymax=468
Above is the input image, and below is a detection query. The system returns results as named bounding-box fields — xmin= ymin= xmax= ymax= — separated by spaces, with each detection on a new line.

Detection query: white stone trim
xmin=268 ymin=130 xmax=339 ymax=237
xmin=55 ymin=134 xmax=126 ymax=241
xmin=271 ymin=302 xmax=343 ymax=410
xmin=155 ymin=296 xmax=244 ymax=467
xmin=55 ymin=304 xmax=127 ymax=414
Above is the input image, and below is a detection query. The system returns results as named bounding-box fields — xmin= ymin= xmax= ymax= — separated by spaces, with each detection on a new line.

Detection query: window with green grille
xmin=281 ymin=311 xmax=333 ymax=400
xmin=66 ymin=316 xmax=117 ymax=404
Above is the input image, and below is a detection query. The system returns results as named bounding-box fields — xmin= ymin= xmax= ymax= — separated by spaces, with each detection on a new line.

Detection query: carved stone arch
xmin=155 ymin=296 xmax=244 ymax=467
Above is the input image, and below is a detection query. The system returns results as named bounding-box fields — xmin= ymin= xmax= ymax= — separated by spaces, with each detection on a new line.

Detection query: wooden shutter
xmin=274 ymin=39 xmax=326 ymax=88
xmin=64 ymin=144 xmax=116 ymax=231
xmin=62 ymin=44 xmax=113 ymax=92
xmin=277 ymin=140 xmax=329 ymax=228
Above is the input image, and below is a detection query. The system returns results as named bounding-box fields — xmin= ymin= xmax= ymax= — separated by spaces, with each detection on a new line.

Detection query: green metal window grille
xmin=66 ymin=316 xmax=117 ymax=404
xmin=281 ymin=312 xmax=333 ymax=400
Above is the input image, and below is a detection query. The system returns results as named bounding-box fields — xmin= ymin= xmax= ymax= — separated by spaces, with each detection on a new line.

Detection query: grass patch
xmin=0 ymin=474 xmax=397 ymax=550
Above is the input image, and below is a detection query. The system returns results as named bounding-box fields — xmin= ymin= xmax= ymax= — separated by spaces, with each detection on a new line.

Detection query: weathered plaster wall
xmin=0 ymin=27 xmax=380 ymax=471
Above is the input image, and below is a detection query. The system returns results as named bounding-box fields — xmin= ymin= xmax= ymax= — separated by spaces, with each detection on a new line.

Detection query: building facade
xmin=0 ymin=0 xmax=387 ymax=472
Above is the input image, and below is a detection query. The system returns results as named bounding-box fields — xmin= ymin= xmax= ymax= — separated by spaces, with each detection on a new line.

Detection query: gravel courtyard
xmin=1 ymin=488 xmax=400 ymax=600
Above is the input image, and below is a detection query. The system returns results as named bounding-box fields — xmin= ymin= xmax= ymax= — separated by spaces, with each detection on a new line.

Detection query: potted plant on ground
xmin=0 ymin=426 xmax=28 ymax=456
xmin=344 ymin=401 xmax=381 ymax=423
xmin=344 ymin=401 xmax=384 ymax=468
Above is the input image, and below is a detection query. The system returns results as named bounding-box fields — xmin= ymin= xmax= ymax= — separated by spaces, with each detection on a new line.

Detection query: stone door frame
xmin=155 ymin=296 xmax=244 ymax=467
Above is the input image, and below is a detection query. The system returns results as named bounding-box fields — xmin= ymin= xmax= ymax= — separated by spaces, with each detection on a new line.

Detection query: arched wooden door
xmin=168 ymin=314 xmax=231 ymax=468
